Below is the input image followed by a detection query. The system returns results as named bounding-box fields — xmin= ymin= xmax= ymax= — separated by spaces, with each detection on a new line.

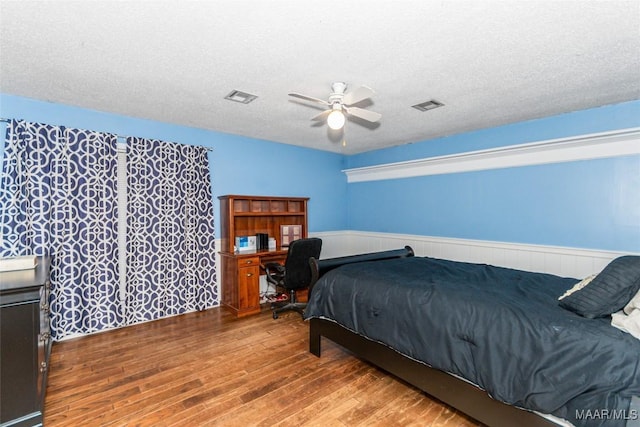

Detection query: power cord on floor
xmin=260 ymin=282 xmax=288 ymax=304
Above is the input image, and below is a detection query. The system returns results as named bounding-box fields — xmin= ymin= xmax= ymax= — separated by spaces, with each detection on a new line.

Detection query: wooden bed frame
xmin=307 ymin=248 xmax=560 ymax=427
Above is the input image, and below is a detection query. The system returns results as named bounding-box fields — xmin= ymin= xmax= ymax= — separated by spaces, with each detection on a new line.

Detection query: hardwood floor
xmin=45 ymin=307 xmax=482 ymax=426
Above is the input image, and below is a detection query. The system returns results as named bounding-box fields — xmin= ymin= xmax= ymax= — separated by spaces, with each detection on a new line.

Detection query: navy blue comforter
xmin=304 ymin=256 xmax=640 ymax=426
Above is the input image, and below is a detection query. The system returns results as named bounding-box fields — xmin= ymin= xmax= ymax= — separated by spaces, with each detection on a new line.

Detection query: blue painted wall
xmin=2 ymin=94 xmax=638 ymax=252
xmin=346 ymin=101 xmax=640 ymax=252
xmin=347 ymin=101 xmax=640 ymax=168
xmin=0 ymin=94 xmax=348 ymax=235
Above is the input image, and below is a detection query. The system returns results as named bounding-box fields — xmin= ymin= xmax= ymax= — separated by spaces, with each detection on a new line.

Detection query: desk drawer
xmin=238 ymin=256 xmax=260 ymax=267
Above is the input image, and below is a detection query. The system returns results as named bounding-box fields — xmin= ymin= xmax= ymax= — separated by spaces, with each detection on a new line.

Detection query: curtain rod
xmin=0 ymin=117 xmax=214 ymax=151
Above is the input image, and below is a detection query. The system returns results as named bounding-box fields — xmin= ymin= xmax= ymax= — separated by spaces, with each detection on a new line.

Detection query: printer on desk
xmin=235 ymin=235 xmax=256 ymax=252
xmin=235 ymin=233 xmax=272 ymax=252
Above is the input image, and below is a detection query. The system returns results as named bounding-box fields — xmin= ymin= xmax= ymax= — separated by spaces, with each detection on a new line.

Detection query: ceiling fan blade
xmin=344 ymin=106 xmax=382 ymax=123
xmin=288 ymin=92 xmax=329 ymax=106
xmin=311 ymin=110 xmax=331 ymax=121
xmin=342 ymin=85 xmax=375 ymax=105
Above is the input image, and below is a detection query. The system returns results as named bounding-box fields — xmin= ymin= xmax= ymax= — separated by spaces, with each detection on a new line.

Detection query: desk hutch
xmin=218 ymin=195 xmax=308 ymax=317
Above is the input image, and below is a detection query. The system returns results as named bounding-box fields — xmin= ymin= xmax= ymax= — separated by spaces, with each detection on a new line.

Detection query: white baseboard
xmin=310 ymin=230 xmax=633 ymax=279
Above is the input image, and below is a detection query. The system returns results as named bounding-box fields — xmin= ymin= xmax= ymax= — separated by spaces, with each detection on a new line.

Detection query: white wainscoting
xmin=310 ymin=231 xmax=634 ymax=279
xmin=218 ymin=231 xmax=633 ymax=286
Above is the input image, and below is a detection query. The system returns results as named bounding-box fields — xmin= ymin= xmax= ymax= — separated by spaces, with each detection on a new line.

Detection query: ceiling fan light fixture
xmin=327 ymin=110 xmax=346 ymax=130
xmin=288 ymin=83 xmax=380 ymax=132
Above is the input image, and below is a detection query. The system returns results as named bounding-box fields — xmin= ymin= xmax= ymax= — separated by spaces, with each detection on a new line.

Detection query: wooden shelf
xmin=231 ymin=197 xmax=306 ymax=215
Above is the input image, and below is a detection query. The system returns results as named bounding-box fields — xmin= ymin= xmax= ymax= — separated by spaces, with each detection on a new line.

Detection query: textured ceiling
xmin=1 ymin=1 xmax=639 ymax=154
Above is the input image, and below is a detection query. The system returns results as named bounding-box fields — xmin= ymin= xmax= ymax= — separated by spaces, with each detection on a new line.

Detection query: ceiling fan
xmin=288 ymin=82 xmax=381 ymax=130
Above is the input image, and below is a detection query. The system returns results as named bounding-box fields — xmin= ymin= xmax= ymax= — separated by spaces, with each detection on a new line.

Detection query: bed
xmin=305 ymin=247 xmax=640 ymax=427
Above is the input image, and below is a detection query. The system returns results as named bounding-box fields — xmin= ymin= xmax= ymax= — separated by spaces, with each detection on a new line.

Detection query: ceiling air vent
xmin=412 ymin=99 xmax=444 ymax=112
xmin=224 ymin=90 xmax=258 ymax=104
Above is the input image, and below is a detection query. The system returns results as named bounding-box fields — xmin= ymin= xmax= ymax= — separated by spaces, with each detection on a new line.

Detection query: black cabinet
xmin=1 ymin=257 xmax=51 ymax=427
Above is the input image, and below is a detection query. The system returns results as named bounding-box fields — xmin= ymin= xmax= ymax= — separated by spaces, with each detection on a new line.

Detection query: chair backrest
xmin=283 ymin=237 xmax=322 ymax=290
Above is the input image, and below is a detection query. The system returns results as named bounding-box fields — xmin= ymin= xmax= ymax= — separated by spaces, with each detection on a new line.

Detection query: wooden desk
xmin=218 ymin=195 xmax=309 ymax=317
xmin=220 ymin=250 xmax=287 ymax=317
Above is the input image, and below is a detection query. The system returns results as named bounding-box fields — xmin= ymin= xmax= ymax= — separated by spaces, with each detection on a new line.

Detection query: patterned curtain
xmin=0 ymin=119 xmax=121 ymax=339
xmin=125 ymin=137 xmax=217 ymax=324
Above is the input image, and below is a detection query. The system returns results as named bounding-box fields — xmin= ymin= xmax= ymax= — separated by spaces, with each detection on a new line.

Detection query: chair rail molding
xmin=343 ymin=127 xmax=640 ymax=183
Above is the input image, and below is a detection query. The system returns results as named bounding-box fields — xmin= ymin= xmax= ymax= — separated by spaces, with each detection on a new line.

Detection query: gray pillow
xmin=559 ymin=256 xmax=640 ymax=318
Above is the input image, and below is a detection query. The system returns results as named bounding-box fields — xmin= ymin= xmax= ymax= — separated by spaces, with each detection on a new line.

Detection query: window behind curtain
xmin=1 ymin=120 xmax=218 ymax=339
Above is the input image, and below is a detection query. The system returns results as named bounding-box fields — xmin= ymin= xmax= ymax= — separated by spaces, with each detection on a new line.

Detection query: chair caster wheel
xmin=273 ymin=312 xmax=279 ymax=319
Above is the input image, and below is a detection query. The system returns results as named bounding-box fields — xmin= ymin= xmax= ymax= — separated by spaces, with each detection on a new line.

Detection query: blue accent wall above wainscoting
xmin=347 ymin=156 xmax=639 ymax=252
xmin=1 ymin=94 xmax=638 ymax=253
xmin=346 ymin=100 xmax=640 ymax=253
xmin=0 ymin=94 xmax=348 ymax=236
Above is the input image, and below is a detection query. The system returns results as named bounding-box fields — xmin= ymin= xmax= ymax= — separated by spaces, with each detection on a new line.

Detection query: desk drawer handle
xmin=246 ymin=273 xmax=254 ymax=277
xmin=245 ymin=260 xmax=253 ymax=264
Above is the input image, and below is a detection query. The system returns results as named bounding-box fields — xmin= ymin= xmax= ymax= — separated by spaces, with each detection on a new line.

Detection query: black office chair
xmin=264 ymin=237 xmax=322 ymax=319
